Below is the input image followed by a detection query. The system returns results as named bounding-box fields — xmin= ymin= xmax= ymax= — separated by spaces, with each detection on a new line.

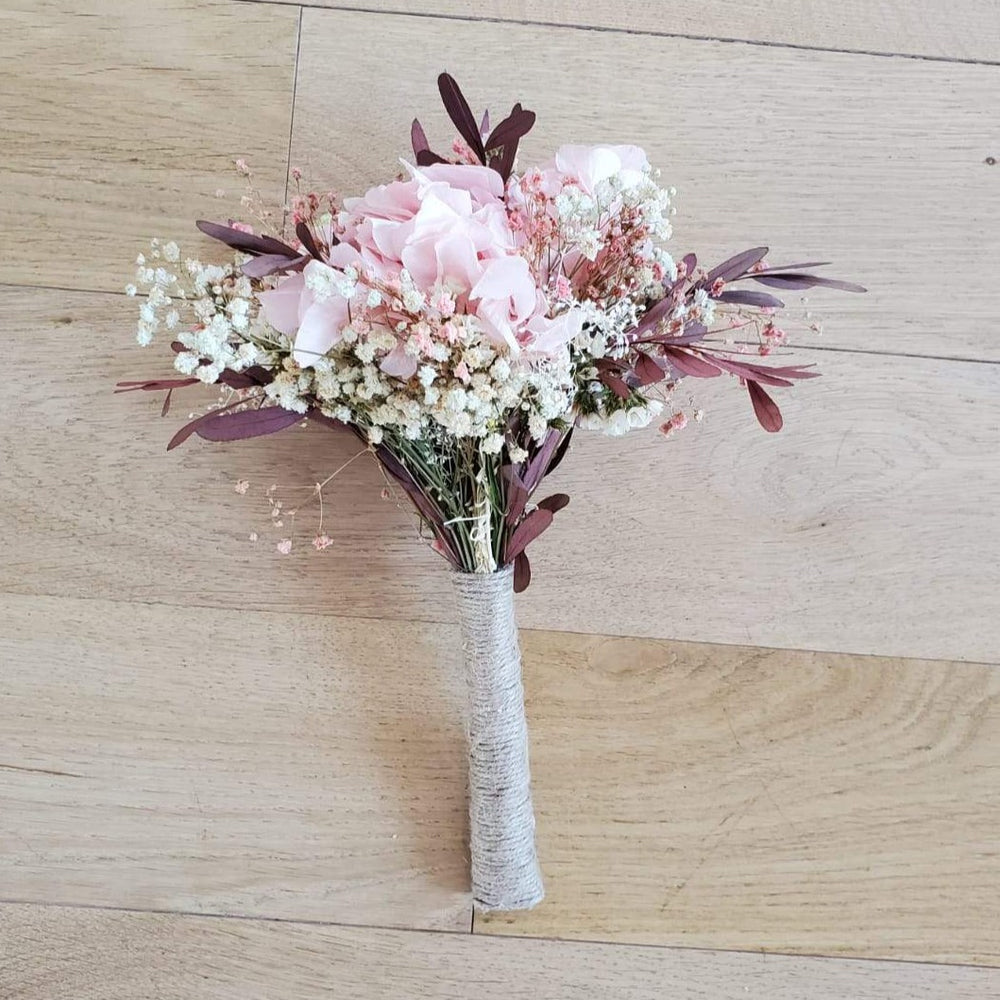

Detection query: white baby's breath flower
xmin=482 ymin=432 xmax=505 ymax=455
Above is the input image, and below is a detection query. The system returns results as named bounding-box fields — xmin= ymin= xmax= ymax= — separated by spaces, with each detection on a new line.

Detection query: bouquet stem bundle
xmin=119 ymin=72 xmax=863 ymax=913
xmin=453 ymin=566 xmax=543 ymax=910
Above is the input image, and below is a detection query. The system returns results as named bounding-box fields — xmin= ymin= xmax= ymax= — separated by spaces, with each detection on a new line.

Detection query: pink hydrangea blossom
xmin=260 ymin=160 xmax=585 ymax=371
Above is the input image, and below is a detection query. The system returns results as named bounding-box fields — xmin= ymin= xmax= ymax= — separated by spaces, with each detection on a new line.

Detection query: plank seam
xmin=233 ymin=0 xmax=1000 ymax=68
xmin=282 ymin=7 xmax=304 ymax=213
xmin=1 ymin=898 xmax=996 ymax=970
xmin=1 ymin=589 xmax=997 ymax=667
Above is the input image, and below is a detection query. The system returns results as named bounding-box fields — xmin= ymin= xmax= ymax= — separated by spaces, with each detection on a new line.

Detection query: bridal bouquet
xmin=120 ymin=74 xmax=863 ymax=911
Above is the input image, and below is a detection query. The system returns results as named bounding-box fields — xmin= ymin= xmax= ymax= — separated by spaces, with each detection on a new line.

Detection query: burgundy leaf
xmin=708 ymin=356 xmax=795 ymax=387
xmin=376 ymin=446 xmax=460 ymax=565
xmin=242 ymin=364 xmax=276 ymax=386
xmin=523 ymin=427 xmax=561 ymax=493
xmin=755 ymin=363 xmax=821 ymax=380
xmin=411 ymin=117 xmax=430 ymax=158
xmin=485 ymin=106 xmax=536 ymax=181
xmin=438 ymin=73 xmax=486 ymax=162
xmin=375 ymin=445 xmax=416 ymax=487
xmin=166 ymin=396 xmax=249 ymax=451
xmin=747 ymin=380 xmax=783 ymax=432
xmin=631 ymin=296 xmax=674 ymax=337
xmin=706 ymin=246 xmax=769 ymax=284
xmin=752 ymin=273 xmax=866 ymax=293
xmin=593 ymin=357 xmax=628 ymax=373
xmin=600 ymin=371 xmax=632 ymax=399
xmin=306 ymin=408 xmax=351 ymax=433
xmin=752 ymin=260 xmax=830 ymax=272
xmin=488 ymin=141 xmax=519 ymax=183
xmin=196 ymin=220 xmax=298 ymax=258
xmin=503 ymin=465 xmax=530 ymax=525
xmin=546 ymin=426 xmax=574 ymax=477
xmin=663 ymin=348 xmax=722 ymax=378
xmin=479 ymin=108 xmax=490 ymax=138
xmin=295 ymin=221 xmax=323 ymax=259
xmin=713 ymin=289 xmax=785 ymax=309
xmin=216 ymin=370 xmax=262 ymax=390
xmin=636 ymin=328 xmax=711 ymax=347
xmin=194 ymin=405 xmax=305 ymax=442
xmin=115 ymin=377 xmax=199 ymax=393
xmin=506 ymin=507 xmax=554 ymax=561
xmin=537 ymin=493 xmax=569 ymax=514
xmin=161 ymin=389 xmax=174 ymax=417
xmin=679 ymin=252 xmax=697 ymax=279
xmin=416 ymin=148 xmax=448 ymax=167
xmin=513 ymin=551 xmax=531 ymax=593
xmin=240 ymin=253 xmax=309 ymax=278
xmin=633 ymin=351 xmax=666 ymax=386
xmin=486 ymin=106 xmax=536 ymax=152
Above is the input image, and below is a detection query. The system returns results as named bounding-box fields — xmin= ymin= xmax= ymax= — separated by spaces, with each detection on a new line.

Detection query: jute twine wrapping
xmin=451 ymin=565 xmax=544 ymax=911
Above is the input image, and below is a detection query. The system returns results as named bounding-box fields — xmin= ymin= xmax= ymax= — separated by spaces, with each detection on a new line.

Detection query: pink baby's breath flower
xmin=454 ymin=361 xmax=471 ymax=383
xmin=312 ymin=534 xmax=334 ymax=551
xmin=231 ymin=221 xmax=254 ymax=234
xmin=554 ymin=275 xmax=572 ymax=299
xmin=235 ymin=158 xmax=250 ymax=175
xmin=659 ymin=412 xmax=689 ymax=437
xmin=276 ymin=538 xmax=292 ymax=555
xmin=291 ymin=166 xmax=303 ymax=181
xmin=451 ymin=136 xmax=479 ymax=164
xmin=433 ymin=290 xmax=456 ymax=316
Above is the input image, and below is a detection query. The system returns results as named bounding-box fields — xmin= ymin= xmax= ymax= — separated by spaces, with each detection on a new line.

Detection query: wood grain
xmin=2 ymin=594 xmax=999 ymax=961
xmin=0 ymin=592 xmax=471 ymax=930
xmin=260 ymin=0 xmax=1000 ymax=63
xmin=291 ymin=8 xmax=1000 ymax=362
xmin=2 ymin=903 xmax=998 ymax=1000
xmin=0 ymin=0 xmax=299 ymax=293
xmin=485 ymin=633 xmax=1000 ymax=963
xmin=3 ymin=286 xmax=997 ymax=662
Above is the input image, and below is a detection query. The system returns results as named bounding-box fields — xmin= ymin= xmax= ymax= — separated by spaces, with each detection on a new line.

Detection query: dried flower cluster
xmin=121 ymin=73 xmax=863 ymax=586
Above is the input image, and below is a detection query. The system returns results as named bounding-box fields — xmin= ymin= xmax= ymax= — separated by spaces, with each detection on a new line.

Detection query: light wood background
xmin=1 ymin=1 xmax=999 ymax=996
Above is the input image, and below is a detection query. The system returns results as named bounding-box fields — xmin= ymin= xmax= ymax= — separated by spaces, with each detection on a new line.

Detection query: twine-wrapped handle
xmin=451 ymin=566 xmax=544 ymax=911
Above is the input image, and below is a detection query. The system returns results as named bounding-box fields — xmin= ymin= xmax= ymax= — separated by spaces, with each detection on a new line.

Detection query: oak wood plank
xmin=289 ymin=8 xmax=1000 ymax=361
xmin=2 ymin=286 xmax=997 ymax=662
xmin=2 ymin=903 xmax=998 ymax=1000
xmin=2 ymin=595 xmax=999 ymax=961
xmin=0 ymin=0 xmax=300 ymax=293
xmin=485 ymin=632 xmax=1000 ymax=964
xmin=263 ymin=0 xmax=1000 ymax=63
xmin=0 ymin=592 xmax=471 ymax=930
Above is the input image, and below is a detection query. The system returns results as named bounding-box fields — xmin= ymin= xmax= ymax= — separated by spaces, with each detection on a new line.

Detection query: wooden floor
xmin=1 ymin=1 xmax=999 ymax=996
